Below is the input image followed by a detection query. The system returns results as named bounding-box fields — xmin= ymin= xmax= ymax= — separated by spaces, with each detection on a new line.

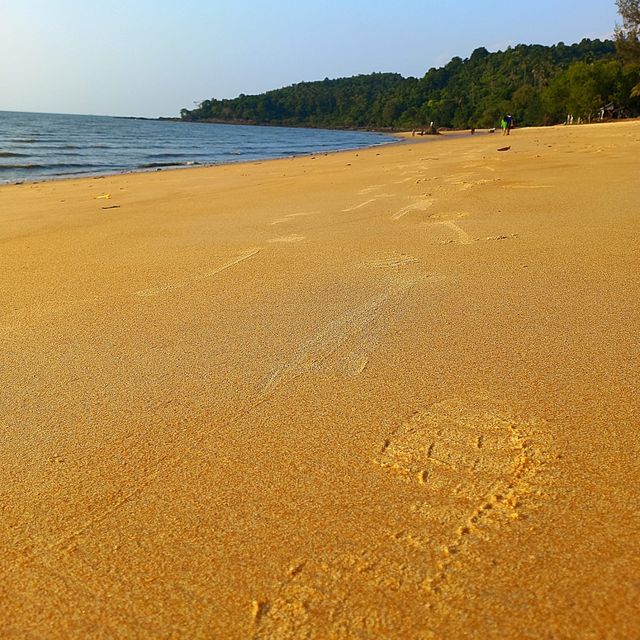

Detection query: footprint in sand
xmin=453 ymin=179 xmax=498 ymax=191
xmin=267 ymin=234 xmax=305 ymax=243
xmin=462 ymin=163 xmax=497 ymax=173
xmin=393 ymin=175 xmax=421 ymax=185
xmin=252 ymin=398 xmax=550 ymax=638
xmin=419 ymin=214 xmax=475 ymax=246
xmin=260 ymin=273 xmax=429 ymax=396
xmin=270 ymin=211 xmax=319 ymax=225
xmin=500 ymin=184 xmax=553 ymax=190
xmin=358 ymin=253 xmax=418 ymax=269
xmin=357 ymin=185 xmax=385 ymax=195
xmin=342 ymin=194 xmax=395 ymax=213
xmin=391 ymin=199 xmax=433 ymax=221
xmin=437 ymin=220 xmax=475 ymax=245
xmin=135 ymin=248 xmax=260 ymax=297
xmin=425 ymin=211 xmax=469 ymax=222
xmin=481 ymin=234 xmax=519 ymax=242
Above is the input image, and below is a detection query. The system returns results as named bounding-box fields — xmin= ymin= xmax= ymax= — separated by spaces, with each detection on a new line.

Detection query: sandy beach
xmin=1 ymin=121 xmax=639 ymax=638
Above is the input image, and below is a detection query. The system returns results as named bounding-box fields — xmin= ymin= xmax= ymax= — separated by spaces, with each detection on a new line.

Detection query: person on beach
xmin=506 ymin=114 xmax=513 ymax=135
xmin=501 ymin=117 xmax=508 ymax=135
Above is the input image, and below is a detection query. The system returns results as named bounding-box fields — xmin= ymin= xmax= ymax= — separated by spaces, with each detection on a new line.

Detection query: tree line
xmin=181 ymin=37 xmax=640 ymax=130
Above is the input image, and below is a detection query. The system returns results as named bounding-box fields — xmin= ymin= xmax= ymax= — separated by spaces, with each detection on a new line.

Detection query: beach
xmin=1 ymin=121 xmax=639 ymax=638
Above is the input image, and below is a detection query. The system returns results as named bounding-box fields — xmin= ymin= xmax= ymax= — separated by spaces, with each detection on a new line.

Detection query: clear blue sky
xmin=0 ymin=0 xmax=620 ymax=118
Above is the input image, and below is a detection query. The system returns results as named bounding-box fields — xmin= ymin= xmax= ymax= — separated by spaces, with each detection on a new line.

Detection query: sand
xmin=1 ymin=121 xmax=639 ymax=639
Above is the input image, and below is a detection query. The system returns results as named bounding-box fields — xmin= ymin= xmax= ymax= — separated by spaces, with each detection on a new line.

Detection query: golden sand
xmin=1 ymin=122 xmax=639 ymax=638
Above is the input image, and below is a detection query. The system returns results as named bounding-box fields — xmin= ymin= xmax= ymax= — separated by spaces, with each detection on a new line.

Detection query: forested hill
xmin=180 ymin=38 xmax=640 ymax=129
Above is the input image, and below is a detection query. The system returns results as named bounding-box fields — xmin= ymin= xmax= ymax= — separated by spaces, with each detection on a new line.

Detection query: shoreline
xmin=5 ymin=118 xmax=635 ymax=188
xmin=0 ymin=135 xmax=405 ymax=188
xmin=2 ymin=120 xmax=638 ymax=639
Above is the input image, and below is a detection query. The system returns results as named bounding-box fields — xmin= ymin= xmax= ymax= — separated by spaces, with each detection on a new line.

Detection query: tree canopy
xmin=181 ymin=38 xmax=640 ymax=130
xmin=616 ymin=0 xmax=640 ymax=96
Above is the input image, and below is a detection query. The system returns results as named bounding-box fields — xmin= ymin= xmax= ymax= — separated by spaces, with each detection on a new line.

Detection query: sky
xmin=0 ymin=0 xmax=621 ymax=118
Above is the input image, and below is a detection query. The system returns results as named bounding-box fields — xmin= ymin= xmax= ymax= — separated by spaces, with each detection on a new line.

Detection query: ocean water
xmin=0 ymin=111 xmax=396 ymax=184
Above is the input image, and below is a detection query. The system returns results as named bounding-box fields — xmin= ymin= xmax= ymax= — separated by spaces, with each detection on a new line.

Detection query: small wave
xmin=0 ymin=151 xmax=28 ymax=158
xmin=0 ymin=162 xmax=106 ymax=171
xmin=22 ymin=144 xmax=83 ymax=151
xmin=0 ymin=164 xmax=43 ymax=171
xmin=147 ymin=152 xmax=217 ymax=160
xmin=146 ymin=152 xmax=193 ymax=159
xmin=10 ymin=138 xmax=37 ymax=144
xmin=139 ymin=161 xmax=199 ymax=168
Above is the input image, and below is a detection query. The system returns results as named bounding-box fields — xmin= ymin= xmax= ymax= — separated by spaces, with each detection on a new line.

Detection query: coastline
xmin=0 ymin=112 xmax=400 ymax=186
xmin=2 ymin=125 xmax=503 ymax=188
xmin=2 ymin=121 xmax=639 ymax=638
xmin=0 ymin=137 xmax=404 ymax=188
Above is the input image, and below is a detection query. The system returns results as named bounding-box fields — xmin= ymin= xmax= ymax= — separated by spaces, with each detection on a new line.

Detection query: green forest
xmin=181 ymin=33 xmax=640 ymax=130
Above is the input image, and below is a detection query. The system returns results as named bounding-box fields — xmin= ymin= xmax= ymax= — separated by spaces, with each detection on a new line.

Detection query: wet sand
xmin=1 ymin=121 xmax=639 ymax=639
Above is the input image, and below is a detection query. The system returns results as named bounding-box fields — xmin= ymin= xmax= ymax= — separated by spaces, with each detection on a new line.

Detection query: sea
xmin=0 ymin=111 xmax=396 ymax=184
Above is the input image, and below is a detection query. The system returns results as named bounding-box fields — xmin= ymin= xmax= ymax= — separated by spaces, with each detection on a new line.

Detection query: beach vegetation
xmin=182 ymin=38 xmax=640 ymax=129
xmin=615 ymin=0 xmax=640 ymax=96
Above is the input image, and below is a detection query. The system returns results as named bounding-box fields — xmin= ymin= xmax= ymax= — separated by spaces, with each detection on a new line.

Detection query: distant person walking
xmin=506 ymin=114 xmax=513 ymax=135
xmin=501 ymin=117 xmax=508 ymax=135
